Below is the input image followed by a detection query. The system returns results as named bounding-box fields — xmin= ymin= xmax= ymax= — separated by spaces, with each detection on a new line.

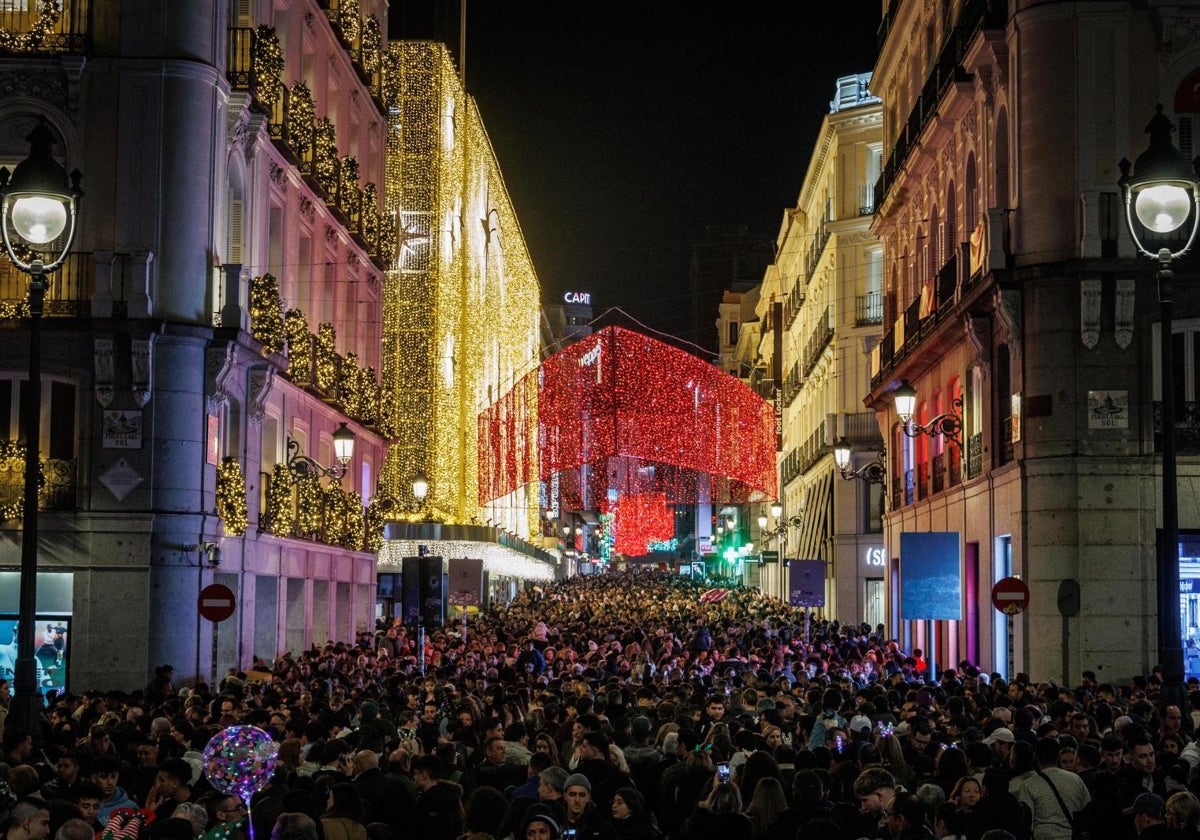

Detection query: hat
xmin=563 ymin=773 xmax=592 ymax=793
xmin=1123 ymin=792 xmax=1165 ymax=818
xmin=540 ymin=766 xmax=569 ymax=792
xmin=521 ymin=804 xmax=560 ymax=840
xmin=983 ymin=727 xmax=1015 ymax=745
xmin=849 ymin=715 xmax=873 ymax=734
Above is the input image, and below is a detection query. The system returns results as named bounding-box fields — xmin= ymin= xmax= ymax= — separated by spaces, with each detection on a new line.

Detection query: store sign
xmin=1181 ymin=579 xmax=1200 ymax=594
xmin=864 ymin=547 xmax=886 ymax=567
xmin=564 ymin=291 xmax=591 ymax=305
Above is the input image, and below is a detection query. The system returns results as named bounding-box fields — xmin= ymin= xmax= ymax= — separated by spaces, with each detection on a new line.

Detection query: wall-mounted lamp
xmin=287 ymin=422 xmax=355 ymax=481
xmin=833 ymin=437 xmax=887 ymax=484
xmin=893 ymin=380 xmax=963 ymax=448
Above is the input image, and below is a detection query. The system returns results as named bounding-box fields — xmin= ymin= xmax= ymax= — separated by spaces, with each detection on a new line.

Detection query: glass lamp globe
xmin=770 ymin=502 xmax=783 ymax=519
xmin=411 ymin=472 xmax=429 ymax=501
xmin=834 ymin=438 xmax=852 ymax=471
xmin=1134 ymin=184 xmax=1192 ymax=233
xmin=757 ymin=514 xmax=768 ymax=530
xmin=10 ymin=196 xmax=68 ymax=244
xmin=893 ymin=381 xmax=918 ymax=424
xmin=332 ymin=422 xmax=355 ymax=466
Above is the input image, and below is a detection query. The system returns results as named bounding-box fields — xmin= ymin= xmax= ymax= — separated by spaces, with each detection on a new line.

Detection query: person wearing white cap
xmin=983 ymin=726 xmax=1015 ymax=764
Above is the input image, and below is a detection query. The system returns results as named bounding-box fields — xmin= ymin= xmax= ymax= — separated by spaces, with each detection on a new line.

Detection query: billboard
xmin=0 ymin=616 xmax=70 ymax=698
xmin=899 ymin=531 xmax=962 ymax=620
xmin=789 ymin=560 xmax=825 ymax=608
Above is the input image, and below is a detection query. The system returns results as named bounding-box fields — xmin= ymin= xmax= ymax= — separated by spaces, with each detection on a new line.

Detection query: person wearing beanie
xmin=562 ymin=772 xmax=617 ymax=840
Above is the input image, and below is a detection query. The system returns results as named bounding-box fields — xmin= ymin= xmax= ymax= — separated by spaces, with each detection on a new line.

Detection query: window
xmin=728 ymin=321 xmax=739 ymax=347
xmin=0 ymin=378 xmax=76 ymax=463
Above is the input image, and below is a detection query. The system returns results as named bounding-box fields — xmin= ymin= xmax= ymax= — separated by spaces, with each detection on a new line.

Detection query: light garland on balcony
xmin=314 ymin=118 xmax=339 ymax=197
xmin=284 ymin=309 xmax=312 ymax=384
xmin=251 ymin=25 xmax=284 ymax=110
xmin=262 ymin=463 xmax=294 ymax=536
xmin=288 ymin=83 xmax=315 ymax=155
xmin=216 ymin=457 xmax=249 ymax=536
xmin=249 ymin=273 xmax=285 ymax=355
xmin=360 ymin=16 xmax=381 ymax=75
xmin=338 ymin=0 xmax=361 ymax=44
xmin=0 ymin=0 xmax=60 ymax=53
xmin=314 ymin=322 xmax=338 ymax=394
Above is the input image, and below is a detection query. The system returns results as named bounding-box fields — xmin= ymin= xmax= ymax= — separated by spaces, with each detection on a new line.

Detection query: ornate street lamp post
xmin=1120 ymin=104 xmax=1200 ymax=705
xmin=0 ymin=116 xmax=82 ymax=741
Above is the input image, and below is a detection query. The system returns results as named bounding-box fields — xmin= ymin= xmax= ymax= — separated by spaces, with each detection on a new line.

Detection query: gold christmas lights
xmin=379 ymin=42 xmax=542 ymax=535
xmin=249 ymin=273 xmax=285 ymax=355
xmin=314 ymin=322 xmax=338 ymax=395
xmin=216 ymin=457 xmax=249 ymax=536
xmin=284 ymin=309 xmax=312 ymax=384
xmin=251 ymin=25 xmax=284 ymax=110
xmin=261 ymin=464 xmax=295 ymax=536
xmin=314 ymin=118 xmax=339 ymax=197
xmin=360 ymin=16 xmax=381 ymax=77
xmin=0 ymin=0 xmax=60 ymax=53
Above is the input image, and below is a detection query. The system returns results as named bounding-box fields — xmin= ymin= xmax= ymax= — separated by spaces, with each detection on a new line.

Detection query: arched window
xmin=994 ymin=107 xmax=1010 ymax=210
xmin=944 ymin=181 xmax=957 ymax=264
xmin=929 ymin=205 xmax=941 ymax=278
xmin=965 ymin=153 xmax=978 ymax=234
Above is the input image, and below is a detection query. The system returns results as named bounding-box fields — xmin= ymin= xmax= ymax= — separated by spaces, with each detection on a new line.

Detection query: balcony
xmin=874 ymin=0 xmax=1005 ymax=207
xmin=891 ymin=475 xmax=901 ymax=510
xmin=916 ymin=460 xmax=929 ymax=500
xmin=0 ymin=252 xmax=144 ymax=318
xmin=806 ymin=213 xmax=832 ymax=279
xmin=0 ymin=0 xmax=89 ymax=55
xmin=966 ymin=432 xmax=983 ymax=480
xmin=948 ymin=452 xmax=962 ymax=487
xmin=0 ymin=448 xmax=75 ymax=516
xmin=801 ymin=307 xmax=834 ymax=379
xmin=932 ymin=452 xmax=945 ymax=493
xmin=859 ymin=183 xmax=876 ymax=216
xmin=856 ymin=291 xmax=883 ymax=326
xmin=784 ymin=282 xmax=805 ymax=329
xmin=871 ymin=233 xmax=1002 ymax=391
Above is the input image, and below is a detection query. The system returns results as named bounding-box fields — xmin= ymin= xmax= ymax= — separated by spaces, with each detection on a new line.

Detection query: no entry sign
xmin=198 ymin=583 xmax=236 ymax=622
xmin=991 ymin=576 xmax=1030 ymax=615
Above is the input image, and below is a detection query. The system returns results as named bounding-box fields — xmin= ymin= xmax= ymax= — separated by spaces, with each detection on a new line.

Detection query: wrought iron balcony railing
xmin=0 ymin=0 xmax=89 ymax=55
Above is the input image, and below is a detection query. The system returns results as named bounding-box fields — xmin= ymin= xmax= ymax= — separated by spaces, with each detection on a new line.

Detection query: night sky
xmin=391 ymin=2 xmax=882 ymax=347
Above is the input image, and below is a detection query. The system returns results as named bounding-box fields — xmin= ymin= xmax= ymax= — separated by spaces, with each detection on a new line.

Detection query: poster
xmin=0 ymin=616 xmax=70 ymax=698
xmin=788 ymin=559 xmax=825 ymax=607
xmin=899 ymin=531 xmax=962 ymax=620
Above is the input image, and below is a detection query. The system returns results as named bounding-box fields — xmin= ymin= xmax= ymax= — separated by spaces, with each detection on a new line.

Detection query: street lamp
xmin=834 ymin=437 xmax=887 ymax=484
xmin=411 ymin=471 xmax=429 ymax=504
xmin=1119 ymin=104 xmax=1200 ymax=705
xmin=892 ymin=380 xmax=963 ymax=448
xmin=0 ymin=115 xmax=82 ymax=742
xmin=285 ymin=422 xmax=355 ymax=481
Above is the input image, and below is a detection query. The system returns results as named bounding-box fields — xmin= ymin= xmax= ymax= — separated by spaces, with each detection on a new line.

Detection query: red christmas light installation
xmin=478 ymin=326 xmax=778 ymax=509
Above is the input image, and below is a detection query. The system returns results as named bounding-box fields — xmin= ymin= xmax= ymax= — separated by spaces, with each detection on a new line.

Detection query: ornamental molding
xmin=1159 ymin=13 xmax=1200 ymax=54
xmin=131 ymin=336 xmax=155 ymax=407
xmin=1115 ymin=277 xmax=1136 ymax=350
xmin=1080 ymin=277 xmax=1101 ymax=350
xmin=964 ymin=312 xmax=991 ymax=377
xmin=247 ymin=364 xmax=276 ymax=425
xmin=94 ymin=338 xmax=114 ymax=407
xmin=993 ymin=287 xmax=1022 ymax=360
xmin=205 ymin=343 xmax=236 ymax=415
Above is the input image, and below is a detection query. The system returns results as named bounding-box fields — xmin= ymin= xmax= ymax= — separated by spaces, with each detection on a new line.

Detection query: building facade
xmin=756 ymin=73 xmax=885 ymax=618
xmin=866 ymin=0 xmax=1200 ymax=682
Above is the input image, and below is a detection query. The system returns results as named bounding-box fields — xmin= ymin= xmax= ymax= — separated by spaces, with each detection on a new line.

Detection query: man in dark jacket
xmin=573 ymin=731 xmax=633 ymax=813
xmin=562 ymin=773 xmax=617 ymax=840
xmin=350 ymin=750 xmax=415 ymax=838
xmin=411 ymin=754 xmax=464 ymax=840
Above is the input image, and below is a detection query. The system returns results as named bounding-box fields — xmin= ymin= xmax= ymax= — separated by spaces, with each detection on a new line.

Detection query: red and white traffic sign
xmin=198 ymin=583 xmax=236 ymax=622
xmin=991 ymin=576 xmax=1030 ymax=615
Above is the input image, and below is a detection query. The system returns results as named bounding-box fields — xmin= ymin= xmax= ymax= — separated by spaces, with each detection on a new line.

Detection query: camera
xmin=717 ymin=762 xmax=731 ymax=784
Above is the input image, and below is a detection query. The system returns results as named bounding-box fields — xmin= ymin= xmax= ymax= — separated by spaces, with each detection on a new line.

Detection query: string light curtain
xmin=478 ymin=326 xmax=778 ymax=506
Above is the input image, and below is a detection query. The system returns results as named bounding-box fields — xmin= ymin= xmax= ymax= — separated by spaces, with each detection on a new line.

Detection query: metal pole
xmin=418 ymin=623 xmax=426 ymax=676
xmin=1159 ymin=257 xmax=1185 ymax=707
xmin=7 ymin=262 xmax=44 ymax=742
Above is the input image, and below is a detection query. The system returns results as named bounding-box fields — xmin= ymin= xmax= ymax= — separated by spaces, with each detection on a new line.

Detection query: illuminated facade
xmin=376 ymin=42 xmax=552 ymax=598
xmin=755 ymin=74 xmax=884 ymax=616
xmin=866 ymin=0 xmax=1200 ymax=681
xmin=0 ymin=0 xmax=394 ymax=689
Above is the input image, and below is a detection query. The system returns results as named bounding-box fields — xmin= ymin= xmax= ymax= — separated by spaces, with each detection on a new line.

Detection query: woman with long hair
xmin=878 ymin=734 xmax=913 ymax=789
xmin=742 ymin=776 xmax=787 ymax=839
xmin=533 ymin=732 xmax=562 ymax=767
xmin=610 ymin=787 xmax=663 ymax=840
xmin=677 ymin=775 xmax=752 ymax=840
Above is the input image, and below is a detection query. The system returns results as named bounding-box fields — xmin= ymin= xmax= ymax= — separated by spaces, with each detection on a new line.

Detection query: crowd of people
xmin=1 ymin=569 xmax=1199 ymax=840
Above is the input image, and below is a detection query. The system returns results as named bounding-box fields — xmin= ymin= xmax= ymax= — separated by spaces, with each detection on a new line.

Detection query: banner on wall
xmin=448 ymin=557 xmax=484 ymax=608
xmin=788 ymin=559 xmax=825 ymax=608
xmin=899 ymin=531 xmax=962 ymax=620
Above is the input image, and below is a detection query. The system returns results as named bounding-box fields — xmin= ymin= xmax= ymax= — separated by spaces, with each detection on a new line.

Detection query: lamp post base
xmin=2 ymin=656 xmax=43 ymax=743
